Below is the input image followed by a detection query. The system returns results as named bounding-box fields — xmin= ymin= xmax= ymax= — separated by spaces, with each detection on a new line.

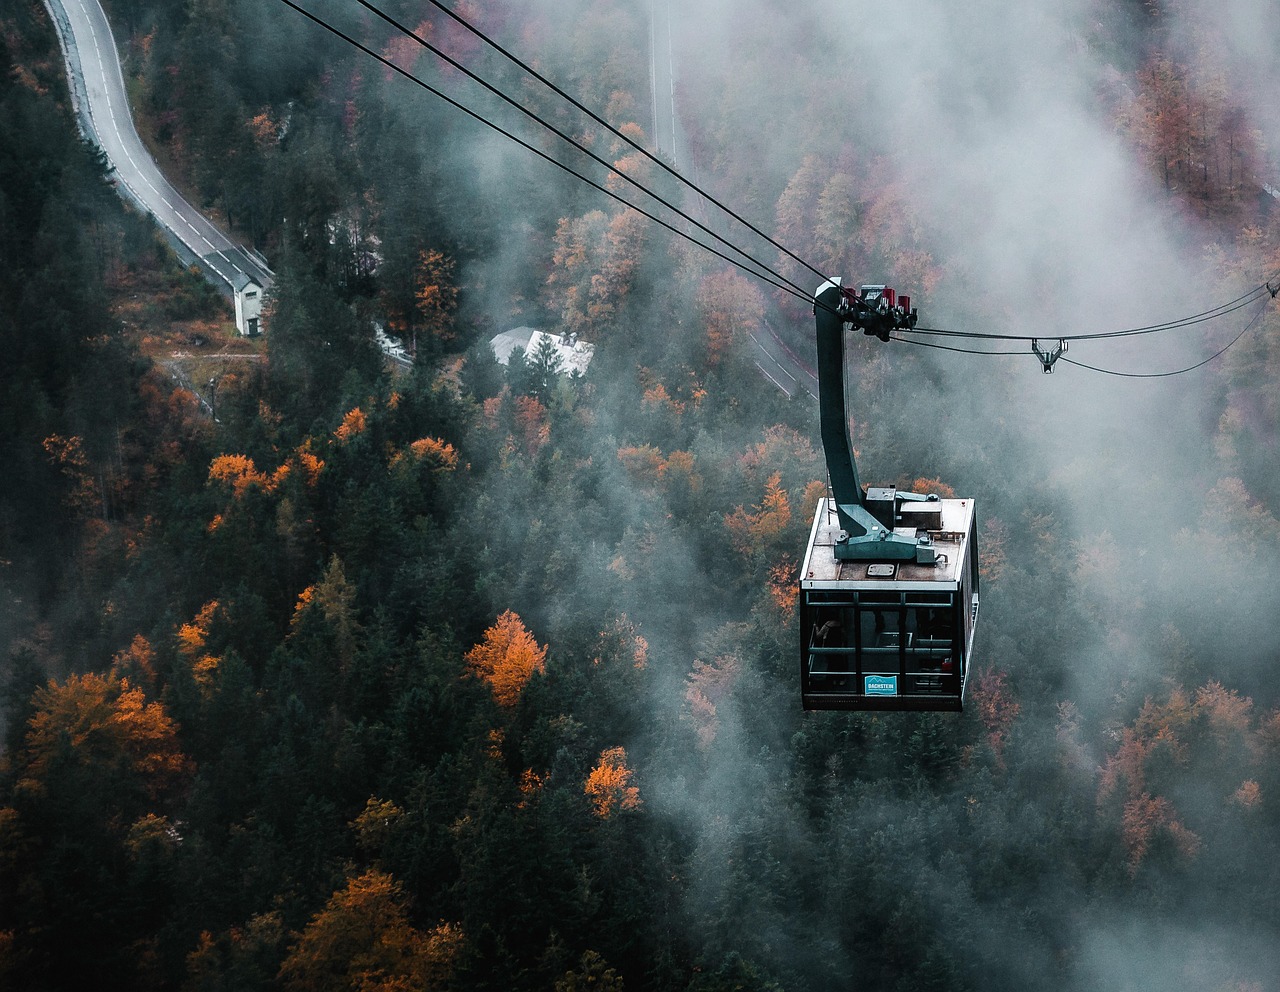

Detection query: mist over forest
xmin=4 ymin=0 xmax=1280 ymax=989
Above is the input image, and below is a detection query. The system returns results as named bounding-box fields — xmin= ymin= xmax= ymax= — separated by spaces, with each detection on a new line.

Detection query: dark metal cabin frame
xmin=799 ymin=498 xmax=979 ymax=711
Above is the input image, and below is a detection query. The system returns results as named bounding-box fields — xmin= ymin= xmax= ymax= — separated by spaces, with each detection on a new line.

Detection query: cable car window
xmin=807 ymin=605 xmax=854 ymax=688
xmin=905 ymin=606 xmax=954 ymax=673
xmin=859 ymin=605 xmax=901 ymax=673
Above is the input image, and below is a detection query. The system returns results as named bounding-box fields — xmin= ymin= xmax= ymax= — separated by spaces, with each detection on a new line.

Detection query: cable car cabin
xmin=799 ymin=493 xmax=979 ymax=711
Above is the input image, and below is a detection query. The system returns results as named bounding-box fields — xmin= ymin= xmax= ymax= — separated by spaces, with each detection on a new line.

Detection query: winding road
xmin=46 ymin=0 xmax=810 ymax=392
xmin=648 ymin=1 xmax=816 ymax=400
xmin=44 ymin=0 xmax=272 ymax=297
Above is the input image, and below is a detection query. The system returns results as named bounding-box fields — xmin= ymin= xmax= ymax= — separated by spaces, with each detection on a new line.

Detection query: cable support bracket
xmin=1031 ymin=338 xmax=1067 ymax=373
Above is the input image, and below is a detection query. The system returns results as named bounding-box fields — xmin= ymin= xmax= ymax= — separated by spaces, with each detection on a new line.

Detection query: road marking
xmin=55 ymin=0 xmax=271 ymax=297
xmin=746 ymin=329 xmax=798 ymax=384
xmin=755 ymin=362 xmax=792 ymax=398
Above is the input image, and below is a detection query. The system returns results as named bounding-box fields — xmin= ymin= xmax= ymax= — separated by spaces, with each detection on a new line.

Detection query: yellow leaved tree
xmin=584 ymin=746 xmax=641 ymax=818
xmin=464 ymin=611 xmax=548 ymax=708
xmin=278 ymin=869 xmax=462 ymax=992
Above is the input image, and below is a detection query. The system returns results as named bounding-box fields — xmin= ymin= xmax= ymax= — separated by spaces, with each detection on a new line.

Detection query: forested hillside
xmin=4 ymin=0 xmax=1280 ymax=989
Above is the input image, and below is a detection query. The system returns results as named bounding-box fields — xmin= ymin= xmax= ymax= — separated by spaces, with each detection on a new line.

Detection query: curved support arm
xmin=813 ymin=279 xmax=932 ymax=563
xmin=814 ymin=279 xmax=868 ymax=538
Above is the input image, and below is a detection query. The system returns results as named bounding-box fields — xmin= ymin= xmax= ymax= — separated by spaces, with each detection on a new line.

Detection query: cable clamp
xmin=1268 ymin=282 xmax=1278 ymax=299
xmin=1031 ymin=338 xmax=1067 ymax=373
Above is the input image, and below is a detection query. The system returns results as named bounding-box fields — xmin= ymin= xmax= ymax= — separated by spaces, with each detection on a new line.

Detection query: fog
xmin=625 ymin=0 xmax=1280 ymax=988
xmin=9 ymin=0 xmax=1280 ymax=987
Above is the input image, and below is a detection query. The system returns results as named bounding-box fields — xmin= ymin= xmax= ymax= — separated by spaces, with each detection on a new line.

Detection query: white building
xmin=489 ymin=326 xmax=595 ymax=376
xmin=232 ymin=272 xmax=263 ymax=336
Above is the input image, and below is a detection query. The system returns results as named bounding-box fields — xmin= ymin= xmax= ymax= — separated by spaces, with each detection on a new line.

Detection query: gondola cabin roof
xmin=800 ymin=496 xmax=975 ymax=591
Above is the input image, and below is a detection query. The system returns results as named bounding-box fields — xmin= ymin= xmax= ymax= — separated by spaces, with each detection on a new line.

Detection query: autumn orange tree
xmin=465 ymin=610 xmax=548 ymax=708
xmin=724 ymin=471 xmax=813 ymax=575
xmin=546 ymin=208 xmax=648 ymax=338
xmin=1117 ymin=52 xmax=1261 ymax=217
xmin=278 ymin=869 xmax=463 ymax=992
xmin=15 ymin=672 xmax=191 ymax=806
xmin=1095 ymin=681 xmax=1269 ymax=877
xmin=696 ymin=270 xmax=765 ymax=367
xmin=290 ymin=555 xmax=361 ymax=675
xmin=414 ymin=248 xmax=460 ymax=351
xmin=584 ymin=746 xmax=641 ymax=818
xmin=684 ymin=655 xmax=741 ymax=751
xmin=0 ymin=672 xmax=193 ymax=990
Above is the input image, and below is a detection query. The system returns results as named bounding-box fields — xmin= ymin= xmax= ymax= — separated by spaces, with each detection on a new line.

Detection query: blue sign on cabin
xmin=865 ymin=675 xmax=898 ymax=696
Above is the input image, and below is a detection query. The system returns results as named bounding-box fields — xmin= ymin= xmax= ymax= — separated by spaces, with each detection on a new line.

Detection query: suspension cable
xmin=274 ymin=0 xmax=818 ymax=305
xmin=279 ymin=0 xmax=1277 ymax=376
xmin=899 ymin=279 xmax=1277 ymax=343
xmin=1057 ymin=294 xmax=1270 ymax=378
xmin=890 ymin=336 xmax=1027 ymax=358
xmin=402 ymin=0 xmax=833 ymax=287
xmin=349 ymin=0 xmax=820 ymax=302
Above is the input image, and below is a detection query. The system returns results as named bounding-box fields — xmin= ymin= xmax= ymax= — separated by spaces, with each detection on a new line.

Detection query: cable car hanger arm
xmin=813 ymin=279 xmax=938 ymax=563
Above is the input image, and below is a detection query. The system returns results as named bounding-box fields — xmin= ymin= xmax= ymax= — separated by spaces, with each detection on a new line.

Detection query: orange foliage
xmin=407 ymin=436 xmax=459 ymax=471
xmin=482 ymin=391 xmax=505 ymax=428
xmin=295 ymin=444 xmax=326 ymax=486
xmin=596 ymin=209 xmax=646 ymax=311
xmin=973 ymin=668 xmax=1020 ymax=768
xmin=584 ymin=746 xmax=641 ymax=818
xmin=1257 ymin=708 xmax=1280 ymax=753
xmin=547 ymin=209 xmax=647 ymax=336
xmin=906 ymin=477 xmax=956 ymax=499
xmin=415 ymin=249 xmax=460 ymax=346
xmin=1096 ymin=681 xmax=1272 ymax=873
xmin=514 ymin=396 xmax=550 ymax=456
xmin=22 ymin=673 xmax=190 ymax=800
xmin=381 ymin=23 xmax=432 ymax=78
xmin=42 ymin=434 xmax=98 ymax=516
xmin=178 ymin=601 xmax=222 ymax=686
xmin=800 ymin=480 xmax=827 ymax=514
xmin=517 ymin=768 xmax=547 ymax=809
xmin=607 ymin=554 xmax=634 ymax=582
xmin=632 ymin=634 xmax=649 ymax=669
xmin=112 ymin=634 xmax=158 ymax=689
xmin=292 ymin=585 xmax=316 ymax=626
xmin=247 ymin=110 xmax=278 ymax=148
xmin=592 ymin=614 xmax=649 ymax=671
xmin=1120 ymin=793 xmax=1200 ymax=876
xmin=1118 ymin=54 xmax=1260 ymax=216
xmin=1099 ymin=688 xmax=1193 ymax=805
xmin=486 ymin=728 xmax=506 ymax=762
xmin=739 ymin=425 xmax=820 ymax=488
xmin=725 ymin=471 xmax=792 ymax=557
xmin=684 ymin=655 xmax=741 ymax=750
xmin=696 ymin=269 xmax=765 ymax=366
xmin=766 ymin=558 xmax=797 ymax=622
xmin=465 ymin=611 xmax=548 ymax=708
xmin=617 ymin=444 xmax=665 ymax=485
xmin=351 ymin=797 xmax=404 ymax=856
xmin=660 ymin=450 xmax=700 ymax=488
xmin=641 ymin=382 xmax=682 ymax=414
xmin=979 ymin=518 xmax=1008 ymax=581
xmin=334 ymin=407 xmax=368 ymax=443
xmin=279 ymin=869 xmax=462 ymax=992
xmin=1232 ymin=779 xmax=1262 ymax=809
xmin=1195 ymin=680 xmax=1254 ymax=746
xmin=605 ymin=150 xmax=653 ymax=195
xmin=208 ymin=454 xmax=270 ymax=498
